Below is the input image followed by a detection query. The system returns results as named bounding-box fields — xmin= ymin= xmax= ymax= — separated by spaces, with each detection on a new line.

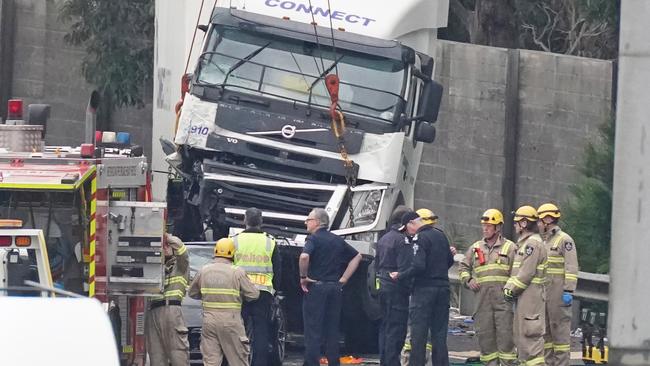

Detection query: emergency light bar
xmin=0 ymin=219 xmax=23 ymax=228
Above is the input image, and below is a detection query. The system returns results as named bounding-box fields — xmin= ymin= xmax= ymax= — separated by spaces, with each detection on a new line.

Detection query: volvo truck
xmin=154 ymin=0 xmax=449 ymax=351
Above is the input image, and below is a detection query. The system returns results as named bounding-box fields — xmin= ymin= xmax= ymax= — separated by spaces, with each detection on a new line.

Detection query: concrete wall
xmin=414 ymin=41 xmax=613 ymax=247
xmin=5 ymin=0 xmax=152 ymax=157
xmin=0 ymin=2 xmax=613 ymax=247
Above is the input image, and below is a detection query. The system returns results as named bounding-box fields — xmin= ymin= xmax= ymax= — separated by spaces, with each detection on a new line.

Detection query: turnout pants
xmin=544 ymin=277 xmax=571 ymax=366
xmin=303 ymin=281 xmax=343 ymax=366
xmin=201 ymin=310 xmax=250 ymax=366
xmin=145 ymin=304 xmax=189 ymax=366
xmin=408 ymin=286 xmax=450 ymax=366
xmin=474 ymin=285 xmax=517 ymax=365
xmin=514 ymin=284 xmax=546 ymax=366
xmin=379 ymin=282 xmax=409 ymax=366
xmin=243 ymin=291 xmax=274 ymax=366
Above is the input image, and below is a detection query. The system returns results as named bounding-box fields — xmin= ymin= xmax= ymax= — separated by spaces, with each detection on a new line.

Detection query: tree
xmin=59 ymin=0 xmax=154 ymax=123
xmin=446 ymin=0 xmax=518 ymax=48
xmin=563 ymin=119 xmax=615 ymax=273
xmin=518 ymin=0 xmax=619 ymax=59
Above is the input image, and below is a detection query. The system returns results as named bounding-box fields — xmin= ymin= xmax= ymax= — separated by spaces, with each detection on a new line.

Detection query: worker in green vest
xmin=232 ymin=207 xmax=281 ymax=366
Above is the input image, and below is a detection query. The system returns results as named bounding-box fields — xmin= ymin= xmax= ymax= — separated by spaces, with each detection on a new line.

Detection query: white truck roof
xmin=0 ymin=297 xmax=119 ymax=366
xmin=223 ymin=0 xmax=449 ymax=40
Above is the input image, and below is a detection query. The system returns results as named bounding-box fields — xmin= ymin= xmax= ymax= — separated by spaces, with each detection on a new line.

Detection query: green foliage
xmin=59 ymin=0 xmax=154 ymax=110
xmin=563 ymin=120 xmax=615 ymax=273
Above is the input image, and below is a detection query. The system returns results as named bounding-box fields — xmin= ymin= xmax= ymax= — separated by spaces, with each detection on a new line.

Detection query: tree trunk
xmin=473 ymin=0 xmax=518 ymax=48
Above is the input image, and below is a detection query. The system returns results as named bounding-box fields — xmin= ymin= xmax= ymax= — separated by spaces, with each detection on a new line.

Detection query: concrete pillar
xmin=608 ymin=1 xmax=650 ymax=364
xmin=0 ymin=0 xmax=16 ymax=120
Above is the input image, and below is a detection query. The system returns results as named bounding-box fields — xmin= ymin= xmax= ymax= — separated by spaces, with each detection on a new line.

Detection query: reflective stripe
xmin=500 ymin=240 xmax=513 ymax=256
xmin=474 ymin=263 xmax=510 ymax=273
xmin=554 ymin=343 xmax=570 ymax=352
xmin=548 ymin=256 xmax=565 ymax=263
xmin=513 ymin=261 xmax=521 ymax=268
xmin=508 ymin=277 xmax=528 ymax=290
xmin=480 ymin=352 xmax=499 ymax=362
xmin=402 ymin=342 xmax=432 ymax=351
xmin=165 ymin=276 xmax=188 ymax=287
xmin=531 ymin=277 xmax=546 ymax=284
xmin=525 ymin=356 xmax=545 ymax=365
xmin=477 ymin=275 xmax=509 ymax=284
xmin=459 ymin=271 xmax=471 ymax=281
xmin=499 ymin=352 xmax=517 ymax=360
xmin=547 ymin=268 xmax=565 ymax=275
xmin=203 ymin=301 xmax=242 ymax=309
xmin=565 ymin=273 xmax=578 ymax=281
xmin=175 ymin=244 xmax=187 ymax=256
xmin=234 ymin=265 xmax=273 ymax=273
xmin=551 ymin=232 xmax=566 ymax=249
xmin=201 ymin=288 xmax=239 ymax=296
xmin=163 ymin=290 xmax=185 ymax=298
xmin=544 ymin=342 xmax=554 ymax=349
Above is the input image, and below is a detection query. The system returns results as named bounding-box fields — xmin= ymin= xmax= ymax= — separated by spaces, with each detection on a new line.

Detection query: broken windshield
xmin=195 ymin=26 xmax=406 ymax=122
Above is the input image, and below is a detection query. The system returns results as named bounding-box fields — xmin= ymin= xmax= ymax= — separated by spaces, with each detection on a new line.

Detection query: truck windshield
xmin=196 ymin=26 xmax=406 ymax=122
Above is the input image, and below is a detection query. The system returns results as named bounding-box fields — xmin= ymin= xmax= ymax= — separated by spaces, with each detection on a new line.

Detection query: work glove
xmin=165 ymin=233 xmax=184 ymax=250
xmin=562 ymin=292 xmax=573 ymax=306
xmin=504 ymin=288 xmax=515 ymax=303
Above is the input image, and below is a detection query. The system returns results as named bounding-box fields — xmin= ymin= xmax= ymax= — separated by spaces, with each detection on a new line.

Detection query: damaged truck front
xmin=160 ymin=1 xmax=447 ymax=351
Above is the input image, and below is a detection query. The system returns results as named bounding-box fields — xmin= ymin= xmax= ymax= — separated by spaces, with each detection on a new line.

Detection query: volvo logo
xmin=281 ymin=125 xmax=296 ymax=139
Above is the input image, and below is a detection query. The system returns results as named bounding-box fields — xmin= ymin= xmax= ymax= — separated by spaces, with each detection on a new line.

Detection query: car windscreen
xmin=196 ymin=26 xmax=407 ymax=122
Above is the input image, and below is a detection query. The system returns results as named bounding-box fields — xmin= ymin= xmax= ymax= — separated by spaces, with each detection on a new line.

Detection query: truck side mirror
xmin=414 ymin=121 xmax=436 ymax=143
xmin=418 ymin=80 xmax=443 ymax=123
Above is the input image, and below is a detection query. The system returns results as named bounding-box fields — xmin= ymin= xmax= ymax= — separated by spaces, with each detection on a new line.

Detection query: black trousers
xmin=379 ymin=283 xmax=409 ymax=366
xmin=408 ymin=286 xmax=450 ymax=366
xmin=242 ymin=291 xmax=273 ymax=366
xmin=303 ymin=281 xmax=343 ymax=366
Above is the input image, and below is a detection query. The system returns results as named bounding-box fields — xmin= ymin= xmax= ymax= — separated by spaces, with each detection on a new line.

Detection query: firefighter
xmin=504 ymin=205 xmax=548 ymax=366
xmin=459 ymin=209 xmax=517 ymax=365
xmin=188 ymin=237 xmax=260 ymax=366
xmin=390 ymin=211 xmax=454 ymax=366
xmin=376 ymin=205 xmax=411 ymax=365
xmin=145 ymin=233 xmax=190 ymax=366
xmin=232 ymin=207 xmax=281 ymax=366
xmin=299 ymin=208 xmax=362 ymax=366
xmin=537 ymin=203 xmax=578 ymax=366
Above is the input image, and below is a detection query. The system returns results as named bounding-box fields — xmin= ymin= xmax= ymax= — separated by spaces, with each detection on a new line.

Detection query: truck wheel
xmin=270 ymin=301 xmax=286 ymax=366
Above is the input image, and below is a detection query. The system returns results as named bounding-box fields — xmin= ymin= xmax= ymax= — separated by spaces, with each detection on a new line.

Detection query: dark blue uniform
xmin=376 ymin=225 xmax=413 ymax=365
xmin=302 ymin=228 xmax=358 ymax=366
xmin=399 ymin=226 xmax=454 ymax=366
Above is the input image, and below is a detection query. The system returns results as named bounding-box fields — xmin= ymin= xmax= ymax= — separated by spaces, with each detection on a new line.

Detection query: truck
xmin=153 ymin=0 xmax=449 ymax=351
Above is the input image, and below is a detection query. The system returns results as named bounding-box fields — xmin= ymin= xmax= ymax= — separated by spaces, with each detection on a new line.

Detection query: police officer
xmin=233 ymin=207 xmax=281 ymax=366
xmin=299 ymin=208 xmax=362 ymax=366
xmin=459 ymin=209 xmax=517 ymax=365
xmin=537 ymin=203 xmax=578 ymax=366
xmin=504 ymin=206 xmax=548 ymax=366
xmin=145 ymin=233 xmax=190 ymax=366
xmin=188 ymin=237 xmax=260 ymax=366
xmin=376 ymin=205 xmax=411 ymax=365
xmin=390 ymin=211 xmax=454 ymax=366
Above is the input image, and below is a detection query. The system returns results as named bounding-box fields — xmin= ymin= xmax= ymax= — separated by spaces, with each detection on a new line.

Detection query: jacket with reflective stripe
xmin=505 ymin=233 xmax=548 ymax=296
xmin=152 ymin=244 xmax=190 ymax=302
xmin=233 ymin=231 xmax=276 ymax=294
xmin=188 ymin=259 xmax=260 ymax=312
xmin=543 ymin=226 xmax=579 ymax=292
xmin=459 ymin=236 xmax=517 ymax=287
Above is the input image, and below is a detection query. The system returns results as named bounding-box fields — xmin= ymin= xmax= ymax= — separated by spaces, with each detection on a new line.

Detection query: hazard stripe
xmin=88 ymin=173 xmax=97 ymax=297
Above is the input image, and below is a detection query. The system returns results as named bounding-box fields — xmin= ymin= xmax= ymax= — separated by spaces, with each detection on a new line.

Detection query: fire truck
xmin=0 ymin=98 xmax=166 ymax=366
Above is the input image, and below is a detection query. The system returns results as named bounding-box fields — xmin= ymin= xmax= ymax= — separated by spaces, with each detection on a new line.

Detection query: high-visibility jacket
xmin=152 ymin=243 xmax=189 ymax=302
xmin=459 ymin=236 xmax=516 ymax=287
xmin=232 ymin=232 xmax=276 ymax=294
xmin=544 ymin=226 xmax=579 ymax=291
xmin=188 ymin=259 xmax=260 ymax=311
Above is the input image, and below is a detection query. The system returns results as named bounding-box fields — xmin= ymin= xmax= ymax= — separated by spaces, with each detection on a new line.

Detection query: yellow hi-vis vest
xmin=233 ymin=232 xmax=276 ymax=294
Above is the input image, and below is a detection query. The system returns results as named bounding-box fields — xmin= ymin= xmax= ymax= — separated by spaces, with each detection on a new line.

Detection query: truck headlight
xmin=351 ymin=189 xmax=382 ymax=226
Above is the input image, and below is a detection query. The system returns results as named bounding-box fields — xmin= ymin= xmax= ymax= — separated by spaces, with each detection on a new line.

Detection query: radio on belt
xmin=104 ymin=201 xmax=166 ymax=295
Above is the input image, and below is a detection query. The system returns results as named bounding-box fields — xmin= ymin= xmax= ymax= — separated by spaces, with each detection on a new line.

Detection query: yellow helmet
xmin=513 ymin=205 xmax=538 ymax=222
xmin=416 ymin=208 xmax=438 ymax=225
xmin=537 ymin=203 xmax=561 ymax=219
xmin=480 ymin=209 xmax=503 ymax=225
xmin=214 ymin=237 xmax=235 ymax=259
